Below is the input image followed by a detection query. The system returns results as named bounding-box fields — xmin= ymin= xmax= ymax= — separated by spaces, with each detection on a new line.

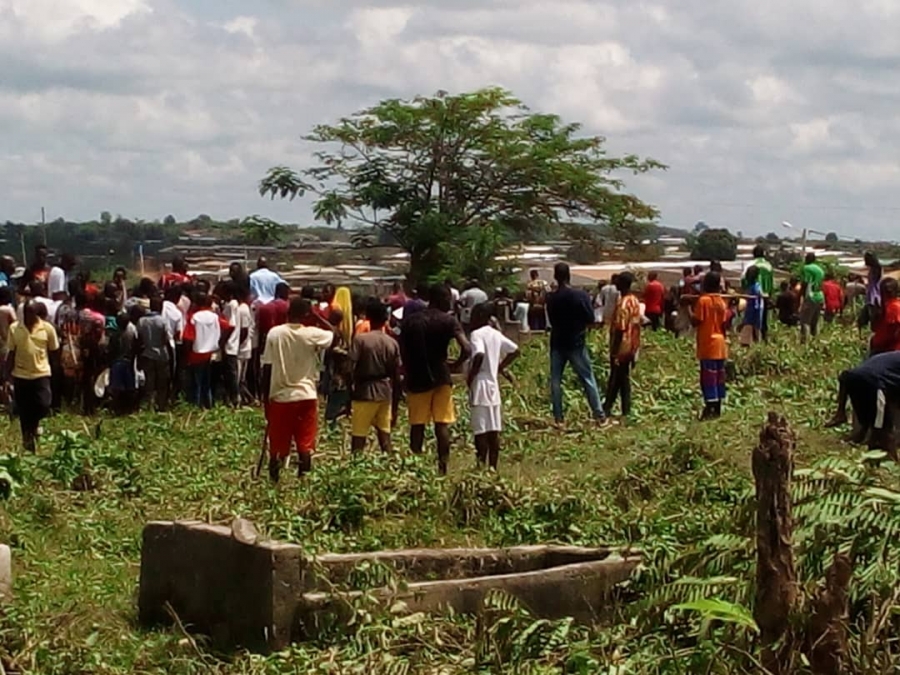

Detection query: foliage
xmin=0 ymin=323 xmax=891 ymax=672
xmin=690 ymin=227 xmax=738 ymax=261
xmin=241 ymin=215 xmax=287 ymax=246
xmin=825 ymin=232 xmax=839 ymax=243
xmin=259 ymin=87 xmax=665 ymax=282
xmin=0 ymin=454 xmax=24 ymax=500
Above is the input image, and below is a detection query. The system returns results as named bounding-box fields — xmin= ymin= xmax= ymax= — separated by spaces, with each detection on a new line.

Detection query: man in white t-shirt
xmin=598 ymin=276 xmax=621 ymax=326
xmin=161 ymin=286 xmax=185 ymax=397
xmin=19 ymin=281 xmax=61 ymax=325
xmin=459 ymin=281 xmax=489 ymax=329
xmin=445 ymin=278 xmax=461 ymax=308
xmin=467 ymin=302 xmax=520 ymax=470
xmin=221 ymin=282 xmax=248 ymax=407
xmin=261 ymin=297 xmax=334 ymax=481
xmin=236 ymin=285 xmax=255 ymax=403
xmin=47 ymin=254 xmax=77 ymax=298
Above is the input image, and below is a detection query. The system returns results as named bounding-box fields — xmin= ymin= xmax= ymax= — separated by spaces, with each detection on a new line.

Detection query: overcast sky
xmin=3 ymin=0 xmax=900 ymax=240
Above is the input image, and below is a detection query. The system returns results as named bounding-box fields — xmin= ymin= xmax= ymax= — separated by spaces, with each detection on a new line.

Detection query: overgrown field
xmin=1 ymin=323 xmax=896 ymax=673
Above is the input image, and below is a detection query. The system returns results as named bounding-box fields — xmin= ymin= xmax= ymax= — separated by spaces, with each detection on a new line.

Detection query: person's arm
xmin=218 ymin=318 xmax=234 ymax=350
xmin=349 ymin=335 xmax=360 ymax=368
xmin=799 ymin=270 xmax=809 ymax=306
xmin=261 ymin=364 xmax=272 ymax=405
xmin=309 ymin=309 xmax=334 ymax=331
xmin=466 ymin=331 xmax=484 ymax=389
xmin=449 ymin=320 xmax=472 ymax=373
xmin=467 ymin=353 xmax=484 ymax=389
xmin=174 ymin=314 xmax=184 ymax=344
xmin=182 ymin=317 xmax=195 ymax=355
xmin=498 ymin=349 xmax=520 ymax=384
xmin=388 ymin=344 xmax=401 ymax=392
xmin=4 ymin=351 xmax=13 ymax=386
xmin=47 ymin=323 xmax=60 ymax=353
xmin=609 ymin=323 xmax=623 ymax=356
xmin=260 ymin=332 xmax=275 ymax=405
xmin=4 ymin=328 xmax=15 ymax=384
xmin=239 ymin=310 xmax=249 ymax=347
xmin=135 ymin=323 xmax=145 ymax=357
xmin=582 ymin=291 xmax=601 ymax=328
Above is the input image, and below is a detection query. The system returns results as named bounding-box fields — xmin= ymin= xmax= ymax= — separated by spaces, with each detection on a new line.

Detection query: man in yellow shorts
xmin=349 ymin=298 xmax=399 ymax=453
xmin=400 ymin=284 xmax=471 ymax=474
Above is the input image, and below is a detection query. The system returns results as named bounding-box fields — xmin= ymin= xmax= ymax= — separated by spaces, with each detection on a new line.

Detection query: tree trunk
xmin=807 ymin=553 xmax=852 ymax=675
xmin=752 ymin=412 xmax=798 ymax=674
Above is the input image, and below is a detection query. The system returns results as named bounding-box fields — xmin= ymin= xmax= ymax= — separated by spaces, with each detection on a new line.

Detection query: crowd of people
xmin=1 ymin=243 xmax=896 ymax=476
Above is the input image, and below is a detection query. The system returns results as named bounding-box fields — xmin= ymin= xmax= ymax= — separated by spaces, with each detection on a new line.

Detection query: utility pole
xmin=40 ymin=206 xmax=47 ymax=246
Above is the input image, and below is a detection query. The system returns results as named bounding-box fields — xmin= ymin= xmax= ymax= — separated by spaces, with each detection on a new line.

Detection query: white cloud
xmin=3 ymin=0 xmax=150 ymax=40
xmin=221 ymin=16 xmax=257 ymax=39
xmin=2 ymin=0 xmax=900 ymax=238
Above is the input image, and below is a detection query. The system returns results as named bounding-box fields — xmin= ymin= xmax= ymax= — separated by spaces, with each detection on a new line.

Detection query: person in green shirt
xmin=800 ymin=252 xmax=825 ymax=343
xmin=743 ymin=245 xmax=774 ymax=340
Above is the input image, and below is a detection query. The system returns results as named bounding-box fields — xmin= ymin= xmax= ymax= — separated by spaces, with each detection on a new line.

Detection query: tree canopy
xmin=240 ymin=215 xmax=286 ymax=246
xmin=691 ymin=228 xmax=737 ymax=261
xmin=260 ymin=87 xmax=664 ymax=282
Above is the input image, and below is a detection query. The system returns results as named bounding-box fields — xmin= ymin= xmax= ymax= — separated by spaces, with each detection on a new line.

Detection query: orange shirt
xmin=355 ymin=319 xmax=389 ymax=335
xmin=695 ymin=294 xmax=728 ymax=361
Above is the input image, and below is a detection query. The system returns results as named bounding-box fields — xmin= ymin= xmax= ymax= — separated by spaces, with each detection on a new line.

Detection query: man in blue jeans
xmin=546 ymin=262 xmax=607 ymax=426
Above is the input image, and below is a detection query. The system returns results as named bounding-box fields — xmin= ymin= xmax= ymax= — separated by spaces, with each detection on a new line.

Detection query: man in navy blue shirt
xmin=826 ymin=351 xmax=900 ymax=455
xmin=545 ymin=262 xmax=607 ymax=426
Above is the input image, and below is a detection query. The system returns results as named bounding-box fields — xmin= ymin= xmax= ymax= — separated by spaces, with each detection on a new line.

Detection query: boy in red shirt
xmin=822 ymin=273 xmax=844 ymax=323
xmin=256 ymin=283 xmax=290 ymax=345
xmin=182 ymin=292 xmax=232 ymax=408
xmin=871 ymin=278 xmax=900 ymax=355
xmin=159 ymin=257 xmax=192 ymax=292
xmin=642 ymin=271 xmax=665 ymax=331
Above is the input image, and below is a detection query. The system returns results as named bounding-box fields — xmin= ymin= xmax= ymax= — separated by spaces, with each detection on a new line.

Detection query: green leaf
xmin=672 ymin=598 xmax=759 ymax=634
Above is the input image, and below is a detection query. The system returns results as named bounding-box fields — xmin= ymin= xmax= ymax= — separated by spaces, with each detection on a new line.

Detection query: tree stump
xmin=752 ymin=412 xmax=798 ymax=674
xmin=807 ymin=553 xmax=852 ymax=675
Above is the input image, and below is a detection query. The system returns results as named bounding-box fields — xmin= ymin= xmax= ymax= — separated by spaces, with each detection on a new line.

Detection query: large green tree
xmin=690 ymin=228 xmax=738 ymax=261
xmin=260 ymin=87 xmax=664 ymax=282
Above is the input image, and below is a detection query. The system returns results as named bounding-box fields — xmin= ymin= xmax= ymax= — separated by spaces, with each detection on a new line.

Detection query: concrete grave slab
xmin=138 ymin=520 xmax=640 ymax=653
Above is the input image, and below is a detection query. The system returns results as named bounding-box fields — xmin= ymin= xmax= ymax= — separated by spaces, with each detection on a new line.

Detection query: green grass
xmin=0 ymin=321 xmax=870 ymax=673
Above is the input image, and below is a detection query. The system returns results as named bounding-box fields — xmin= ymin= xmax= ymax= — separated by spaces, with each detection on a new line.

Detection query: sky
xmin=3 ymin=0 xmax=900 ymax=241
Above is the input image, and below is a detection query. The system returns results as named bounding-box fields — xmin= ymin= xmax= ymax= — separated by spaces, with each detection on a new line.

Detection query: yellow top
xmin=333 ymin=287 xmax=354 ymax=346
xmin=7 ymin=320 xmax=59 ymax=380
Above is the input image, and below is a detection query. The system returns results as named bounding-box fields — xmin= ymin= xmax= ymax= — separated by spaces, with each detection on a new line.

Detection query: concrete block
xmin=138 ymin=520 xmax=304 ymax=653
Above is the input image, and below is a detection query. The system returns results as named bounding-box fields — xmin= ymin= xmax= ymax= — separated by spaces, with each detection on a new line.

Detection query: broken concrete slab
xmin=138 ymin=520 xmax=641 ymax=653
xmin=306 ymin=545 xmax=623 ymax=587
xmin=297 ymin=552 xmax=640 ymax=639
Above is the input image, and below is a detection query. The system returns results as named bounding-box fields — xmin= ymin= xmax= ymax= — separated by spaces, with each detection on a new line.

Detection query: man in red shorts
xmin=261 ymin=297 xmax=334 ymax=482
